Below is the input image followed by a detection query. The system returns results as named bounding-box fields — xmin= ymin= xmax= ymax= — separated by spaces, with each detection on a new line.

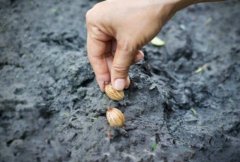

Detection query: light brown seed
xmin=105 ymin=84 xmax=124 ymax=101
xmin=106 ymin=108 xmax=125 ymax=127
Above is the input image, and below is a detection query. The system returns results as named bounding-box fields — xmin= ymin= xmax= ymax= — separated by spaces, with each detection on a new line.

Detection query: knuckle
xmin=85 ymin=12 xmax=91 ymax=24
xmin=85 ymin=9 xmax=94 ymax=24
xmin=86 ymin=3 xmax=106 ymax=27
xmin=117 ymin=39 xmax=140 ymax=55
xmin=112 ymin=64 xmax=129 ymax=77
xmin=118 ymin=40 xmax=134 ymax=52
xmin=86 ymin=3 xmax=103 ymax=22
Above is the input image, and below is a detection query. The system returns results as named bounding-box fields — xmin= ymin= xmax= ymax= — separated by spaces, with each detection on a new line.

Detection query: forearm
xmin=152 ymin=0 xmax=224 ymax=24
xmin=173 ymin=0 xmax=224 ymax=11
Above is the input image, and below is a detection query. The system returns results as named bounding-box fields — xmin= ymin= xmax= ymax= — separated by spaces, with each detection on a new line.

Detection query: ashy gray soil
xmin=0 ymin=0 xmax=239 ymax=162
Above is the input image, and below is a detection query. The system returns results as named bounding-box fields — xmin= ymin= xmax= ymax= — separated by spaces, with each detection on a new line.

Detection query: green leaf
xmin=151 ymin=143 xmax=158 ymax=151
xmin=190 ymin=108 xmax=197 ymax=116
xmin=194 ymin=64 xmax=208 ymax=74
xmin=150 ymin=37 xmax=165 ymax=46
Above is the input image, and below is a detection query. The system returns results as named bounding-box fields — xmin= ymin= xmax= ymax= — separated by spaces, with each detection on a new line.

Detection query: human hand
xmin=86 ymin=0 xmax=180 ymax=91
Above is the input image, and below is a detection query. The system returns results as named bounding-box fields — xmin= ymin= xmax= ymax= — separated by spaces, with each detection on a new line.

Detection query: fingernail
xmin=104 ymin=81 xmax=110 ymax=86
xmin=114 ymin=79 xmax=125 ymax=90
xmin=102 ymin=81 xmax=110 ymax=92
xmin=97 ymin=80 xmax=109 ymax=92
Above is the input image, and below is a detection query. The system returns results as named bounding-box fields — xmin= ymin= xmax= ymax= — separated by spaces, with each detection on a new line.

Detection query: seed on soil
xmin=105 ymin=84 xmax=124 ymax=101
xmin=106 ymin=108 xmax=125 ymax=127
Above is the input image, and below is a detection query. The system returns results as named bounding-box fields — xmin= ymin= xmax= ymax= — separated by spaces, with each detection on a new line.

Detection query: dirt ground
xmin=0 ymin=0 xmax=239 ymax=162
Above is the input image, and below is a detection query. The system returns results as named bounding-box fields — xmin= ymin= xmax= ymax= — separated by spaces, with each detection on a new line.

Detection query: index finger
xmin=87 ymin=28 xmax=111 ymax=91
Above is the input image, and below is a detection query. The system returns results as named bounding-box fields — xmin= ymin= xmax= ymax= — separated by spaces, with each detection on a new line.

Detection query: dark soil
xmin=0 ymin=0 xmax=239 ymax=162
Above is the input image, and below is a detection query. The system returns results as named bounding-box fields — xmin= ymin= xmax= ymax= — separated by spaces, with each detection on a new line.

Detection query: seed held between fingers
xmin=105 ymin=84 xmax=124 ymax=101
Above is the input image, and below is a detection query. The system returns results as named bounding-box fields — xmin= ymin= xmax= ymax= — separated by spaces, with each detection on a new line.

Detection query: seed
xmin=105 ymin=84 xmax=124 ymax=101
xmin=106 ymin=108 xmax=125 ymax=127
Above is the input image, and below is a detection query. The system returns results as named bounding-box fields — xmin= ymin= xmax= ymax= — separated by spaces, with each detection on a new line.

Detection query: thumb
xmin=111 ymin=44 xmax=137 ymax=90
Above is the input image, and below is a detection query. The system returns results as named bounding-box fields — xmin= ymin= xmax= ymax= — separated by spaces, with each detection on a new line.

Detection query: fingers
xmin=125 ymin=76 xmax=131 ymax=89
xmin=87 ymin=26 xmax=144 ymax=92
xmin=134 ymin=50 xmax=144 ymax=63
xmin=106 ymin=50 xmax=143 ymax=90
xmin=124 ymin=50 xmax=144 ymax=89
xmin=87 ymin=29 xmax=111 ymax=92
xmin=111 ymin=43 xmax=137 ymax=90
xmin=124 ymin=50 xmax=143 ymax=89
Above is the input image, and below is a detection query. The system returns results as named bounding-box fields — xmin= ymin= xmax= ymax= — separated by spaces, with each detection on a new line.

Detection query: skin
xmin=86 ymin=0 xmax=222 ymax=91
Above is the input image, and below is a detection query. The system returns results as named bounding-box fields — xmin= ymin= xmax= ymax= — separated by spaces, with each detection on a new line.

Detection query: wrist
xmin=150 ymin=0 xmax=182 ymax=25
xmin=154 ymin=0 xmax=211 ymax=18
xmin=172 ymin=0 xmax=221 ymax=11
xmin=174 ymin=0 xmax=199 ymax=10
